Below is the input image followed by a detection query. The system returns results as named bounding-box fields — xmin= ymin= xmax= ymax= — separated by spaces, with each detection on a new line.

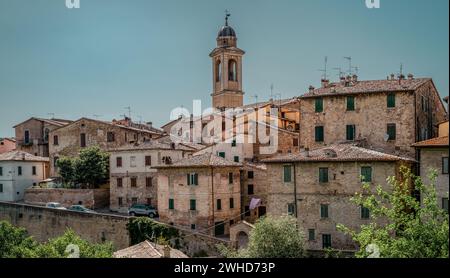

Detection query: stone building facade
xmin=241 ymin=162 xmax=268 ymax=223
xmin=109 ymin=139 xmax=198 ymax=213
xmin=48 ymin=117 xmax=164 ymax=177
xmin=156 ymin=153 xmax=241 ymax=236
xmin=263 ymin=144 xmax=414 ymax=250
xmin=13 ymin=118 xmax=72 ymax=157
xmin=299 ymin=77 xmax=447 ymax=158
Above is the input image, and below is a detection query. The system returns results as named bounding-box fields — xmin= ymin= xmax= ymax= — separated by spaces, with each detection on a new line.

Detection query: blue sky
xmin=0 ymin=0 xmax=448 ymax=137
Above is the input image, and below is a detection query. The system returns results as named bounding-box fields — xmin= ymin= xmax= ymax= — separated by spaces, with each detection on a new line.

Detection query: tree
xmin=73 ymin=146 xmax=109 ymax=188
xmin=0 ymin=221 xmax=114 ymax=258
xmin=56 ymin=156 xmax=75 ymax=186
xmin=219 ymin=216 xmax=306 ymax=258
xmin=337 ymin=167 xmax=449 ymax=258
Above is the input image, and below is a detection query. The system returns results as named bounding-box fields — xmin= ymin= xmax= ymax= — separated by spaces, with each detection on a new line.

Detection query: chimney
xmin=352 ymin=74 xmax=358 ymax=82
xmin=321 ymin=79 xmax=329 ymax=88
xmin=146 ymin=122 xmax=153 ymax=129
xmin=304 ymin=147 xmax=310 ymax=157
xmin=308 ymin=85 xmax=315 ymax=93
xmin=22 ymin=153 xmax=26 ymax=161
xmin=340 ymin=76 xmax=346 ymax=85
xmin=163 ymin=245 xmax=171 ymax=258
xmin=407 ymin=73 xmax=414 ymax=80
xmin=390 ymin=74 xmax=395 ymax=80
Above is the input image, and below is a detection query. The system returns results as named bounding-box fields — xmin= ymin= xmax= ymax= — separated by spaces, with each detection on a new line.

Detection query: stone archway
xmin=229 ymin=221 xmax=255 ymax=250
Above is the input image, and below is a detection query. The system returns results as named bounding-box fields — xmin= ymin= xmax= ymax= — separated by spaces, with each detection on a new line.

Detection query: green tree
xmin=0 ymin=221 xmax=38 ymax=258
xmin=219 ymin=216 xmax=306 ymax=258
xmin=56 ymin=156 xmax=75 ymax=186
xmin=127 ymin=217 xmax=180 ymax=246
xmin=337 ymin=167 xmax=449 ymax=258
xmin=73 ymin=146 xmax=109 ymax=188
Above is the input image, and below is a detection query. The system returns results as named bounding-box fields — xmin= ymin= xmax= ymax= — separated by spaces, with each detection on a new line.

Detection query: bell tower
xmin=210 ymin=12 xmax=245 ymax=110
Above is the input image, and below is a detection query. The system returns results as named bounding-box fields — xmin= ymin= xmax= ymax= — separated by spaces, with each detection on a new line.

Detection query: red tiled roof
xmin=113 ymin=240 xmax=188 ymax=258
xmin=301 ymin=78 xmax=430 ymax=98
xmin=0 ymin=151 xmax=49 ymax=162
xmin=412 ymin=136 xmax=449 ymax=148
xmin=262 ymin=144 xmax=415 ymax=163
xmin=156 ymin=152 xmax=241 ymax=168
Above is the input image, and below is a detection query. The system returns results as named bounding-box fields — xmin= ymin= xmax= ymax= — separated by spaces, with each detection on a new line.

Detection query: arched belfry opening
xmin=210 ymin=12 xmax=245 ymax=110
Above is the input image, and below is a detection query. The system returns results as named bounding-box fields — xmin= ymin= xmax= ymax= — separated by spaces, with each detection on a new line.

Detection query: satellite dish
xmin=383 ymin=134 xmax=390 ymax=142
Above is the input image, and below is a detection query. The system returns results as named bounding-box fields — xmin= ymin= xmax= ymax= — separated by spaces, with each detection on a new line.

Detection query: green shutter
xmin=319 ymin=168 xmax=328 ymax=183
xmin=387 ymin=93 xmax=396 ymax=108
xmin=232 ymin=140 xmax=236 ymax=147
xmin=169 ymin=199 xmax=174 ymax=210
xmin=315 ymin=98 xmax=323 ymax=113
xmin=321 ymin=204 xmax=329 ymax=218
xmin=194 ymin=173 xmax=198 ymax=185
xmin=361 ymin=206 xmax=370 ymax=219
xmin=187 ymin=174 xmax=191 ymax=185
xmin=387 ymin=124 xmax=396 ymax=140
xmin=218 ymin=152 xmax=225 ymax=158
xmin=283 ymin=165 xmax=292 ymax=183
xmin=346 ymin=125 xmax=355 ymax=141
xmin=190 ymin=200 xmax=196 ymax=211
xmin=347 ymin=96 xmax=355 ymax=111
xmin=308 ymin=229 xmax=315 ymax=241
xmin=234 ymin=156 xmax=239 ymax=163
xmin=315 ymin=126 xmax=324 ymax=142
xmin=361 ymin=167 xmax=372 ymax=182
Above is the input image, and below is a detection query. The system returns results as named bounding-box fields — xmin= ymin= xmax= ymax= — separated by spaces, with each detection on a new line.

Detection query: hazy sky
xmin=0 ymin=0 xmax=448 ymax=136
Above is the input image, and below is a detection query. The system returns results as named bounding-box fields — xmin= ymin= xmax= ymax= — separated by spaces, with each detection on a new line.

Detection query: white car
xmin=45 ymin=202 xmax=67 ymax=210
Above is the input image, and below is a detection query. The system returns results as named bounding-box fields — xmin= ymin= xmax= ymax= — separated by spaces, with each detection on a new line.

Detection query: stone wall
xmin=419 ymin=147 xmax=449 ymax=208
xmin=0 ymin=201 xmax=130 ymax=250
xmin=24 ymin=188 xmax=110 ymax=209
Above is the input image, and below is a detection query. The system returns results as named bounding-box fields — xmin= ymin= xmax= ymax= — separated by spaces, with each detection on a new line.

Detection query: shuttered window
xmin=228 ymin=173 xmax=234 ymax=184
xmin=283 ymin=165 xmax=292 ymax=183
xmin=319 ymin=168 xmax=328 ymax=183
xmin=361 ymin=166 xmax=372 ymax=182
xmin=320 ymin=204 xmax=329 ymax=218
xmin=322 ymin=234 xmax=332 ymax=249
xmin=315 ymin=126 xmax=324 ymax=142
xmin=387 ymin=124 xmax=396 ymax=140
xmin=187 ymin=173 xmax=198 ymax=186
xmin=361 ymin=206 xmax=370 ymax=219
xmin=169 ymin=199 xmax=174 ymax=210
xmin=190 ymin=199 xmax=196 ymax=211
xmin=308 ymin=229 xmax=315 ymax=241
xmin=346 ymin=125 xmax=356 ymax=141
xmin=315 ymin=98 xmax=324 ymax=112
xmin=387 ymin=93 xmax=396 ymax=108
xmin=217 ymin=199 xmax=222 ymax=210
xmin=347 ymin=96 xmax=355 ymax=111
xmin=229 ymin=198 xmax=234 ymax=209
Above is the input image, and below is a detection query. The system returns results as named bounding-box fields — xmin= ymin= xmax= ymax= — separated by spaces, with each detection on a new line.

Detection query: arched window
xmin=228 ymin=59 xmax=237 ymax=81
xmin=216 ymin=60 xmax=221 ymax=82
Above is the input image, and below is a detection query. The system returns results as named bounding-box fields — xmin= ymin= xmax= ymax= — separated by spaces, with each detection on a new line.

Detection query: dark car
xmin=128 ymin=204 xmax=158 ymax=218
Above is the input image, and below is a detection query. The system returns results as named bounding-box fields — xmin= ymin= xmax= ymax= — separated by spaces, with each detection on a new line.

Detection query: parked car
xmin=45 ymin=202 xmax=67 ymax=210
xmin=68 ymin=205 xmax=95 ymax=213
xmin=128 ymin=204 xmax=158 ymax=218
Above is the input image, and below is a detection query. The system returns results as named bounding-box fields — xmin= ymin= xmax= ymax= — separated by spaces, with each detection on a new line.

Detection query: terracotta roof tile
xmin=113 ymin=240 xmax=188 ymax=258
xmin=262 ymin=144 xmax=414 ymax=163
xmin=412 ymin=136 xmax=449 ymax=148
xmin=156 ymin=152 xmax=241 ymax=168
xmin=0 ymin=151 xmax=49 ymax=162
xmin=301 ymin=78 xmax=430 ymax=98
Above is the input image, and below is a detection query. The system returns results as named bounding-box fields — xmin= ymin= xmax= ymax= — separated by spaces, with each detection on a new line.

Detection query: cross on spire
xmin=225 ymin=10 xmax=231 ymax=26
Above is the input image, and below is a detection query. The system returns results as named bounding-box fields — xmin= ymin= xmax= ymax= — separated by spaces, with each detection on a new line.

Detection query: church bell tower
xmin=210 ymin=13 xmax=245 ymax=110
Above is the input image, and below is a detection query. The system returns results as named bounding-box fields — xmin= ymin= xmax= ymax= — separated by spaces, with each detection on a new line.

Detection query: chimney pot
xmin=321 ymin=79 xmax=329 ymax=88
xmin=352 ymin=74 xmax=358 ymax=82
xmin=407 ymin=73 xmax=414 ymax=80
xmin=390 ymin=74 xmax=395 ymax=80
xmin=146 ymin=122 xmax=153 ymax=129
xmin=308 ymin=85 xmax=315 ymax=93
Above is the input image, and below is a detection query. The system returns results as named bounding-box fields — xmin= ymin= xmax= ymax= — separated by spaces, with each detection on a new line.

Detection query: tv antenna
xmin=124 ymin=106 xmax=131 ymax=119
xmin=397 ymin=63 xmax=404 ymax=78
xmin=252 ymin=94 xmax=259 ymax=104
xmin=344 ymin=56 xmax=352 ymax=75
xmin=333 ymin=67 xmax=345 ymax=78
xmin=318 ymin=56 xmax=328 ymax=80
xmin=47 ymin=113 xmax=55 ymax=119
xmin=269 ymin=84 xmax=275 ymax=100
xmin=352 ymin=66 xmax=359 ymax=76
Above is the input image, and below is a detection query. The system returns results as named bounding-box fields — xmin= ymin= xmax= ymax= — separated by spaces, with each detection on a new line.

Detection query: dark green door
xmin=215 ymin=222 xmax=225 ymax=236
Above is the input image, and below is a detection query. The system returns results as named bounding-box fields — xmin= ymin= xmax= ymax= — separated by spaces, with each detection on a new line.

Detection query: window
xmin=24 ymin=130 xmax=30 ymax=144
xmin=32 ymin=166 xmax=36 ymax=176
xmin=107 ymin=132 xmax=115 ymax=142
xmin=315 ymin=98 xmax=324 ymax=113
xmin=442 ymin=198 xmax=449 ymax=212
xmin=17 ymin=166 xmax=22 ymax=176
xmin=190 ymin=199 xmax=196 ymax=211
xmin=361 ymin=206 xmax=370 ymax=219
xmin=228 ymin=59 xmax=237 ymax=81
xmin=130 ymin=156 xmax=136 ymax=167
xmin=118 ymin=197 xmax=123 ymax=207
xmin=293 ymin=138 xmax=299 ymax=147
xmin=315 ymin=126 xmax=324 ymax=142
xmin=361 ymin=166 xmax=372 ymax=182
xmin=228 ymin=172 xmax=234 ymax=184
xmin=217 ymin=199 xmax=222 ymax=210
xmin=147 ymin=198 xmax=152 ymax=205
xmin=169 ymin=199 xmax=174 ymax=210
xmin=248 ymin=184 xmax=254 ymax=195
xmin=320 ymin=204 xmax=329 ymax=218
xmin=53 ymin=135 xmax=59 ymax=146
xmin=0 ymin=167 xmax=3 ymax=176
xmin=232 ymin=156 xmax=239 ymax=163
xmin=442 ymin=157 xmax=449 ymax=174
xmin=308 ymin=229 xmax=315 ymax=241
xmin=131 ymin=198 xmax=138 ymax=205
xmin=215 ymin=60 xmax=221 ymax=82
xmin=387 ymin=93 xmax=396 ymax=108
xmin=229 ymin=198 xmax=234 ymax=209
xmin=218 ymin=152 xmax=225 ymax=158
xmin=347 ymin=96 xmax=355 ymax=111
xmin=146 ymin=177 xmax=153 ymax=187
xmin=187 ymin=173 xmax=199 ymax=186
xmin=319 ymin=168 xmax=328 ymax=183
xmin=80 ymin=133 xmax=86 ymax=147
xmin=248 ymin=171 xmax=254 ymax=179
xmin=145 ymin=156 xmax=152 ymax=166
xmin=130 ymin=177 xmax=137 ymax=188
xmin=191 ymin=224 xmax=196 ymax=230
xmin=117 ymin=178 xmax=123 ymax=188
xmin=116 ymin=157 xmax=122 ymax=168
xmin=231 ymin=139 xmax=237 ymax=147
xmin=346 ymin=125 xmax=356 ymax=141
xmin=287 ymin=203 xmax=295 ymax=215
xmin=387 ymin=124 xmax=396 ymax=140
xmin=322 ymin=234 xmax=332 ymax=249
xmin=283 ymin=165 xmax=292 ymax=183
